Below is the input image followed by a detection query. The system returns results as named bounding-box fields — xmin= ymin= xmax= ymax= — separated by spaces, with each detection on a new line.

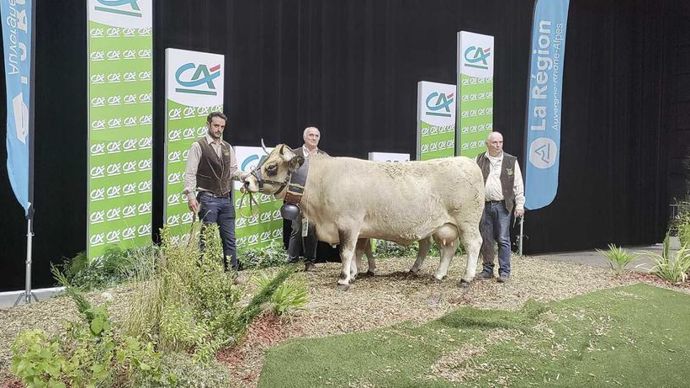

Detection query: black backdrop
xmin=1 ymin=0 xmax=687 ymax=290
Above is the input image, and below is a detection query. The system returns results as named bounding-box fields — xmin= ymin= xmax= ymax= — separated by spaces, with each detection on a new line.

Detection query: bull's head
xmin=242 ymin=143 xmax=304 ymax=198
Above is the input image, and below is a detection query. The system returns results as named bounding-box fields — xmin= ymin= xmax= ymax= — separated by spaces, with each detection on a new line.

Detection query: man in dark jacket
xmin=286 ymin=126 xmax=328 ymax=271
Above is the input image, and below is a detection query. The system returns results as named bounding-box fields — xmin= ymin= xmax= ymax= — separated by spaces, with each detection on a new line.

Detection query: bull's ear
xmin=279 ymin=144 xmax=297 ymax=162
xmin=288 ymin=156 xmax=305 ymax=172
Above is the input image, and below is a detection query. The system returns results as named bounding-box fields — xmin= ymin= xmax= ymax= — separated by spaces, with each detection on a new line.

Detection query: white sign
xmin=368 ymin=152 xmax=410 ymax=162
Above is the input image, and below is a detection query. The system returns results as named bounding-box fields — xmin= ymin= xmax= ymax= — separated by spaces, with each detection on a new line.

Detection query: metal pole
xmin=518 ymin=215 xmax=524 ymax=256
xmin=15 ymin=215 xmax=37 ymax=305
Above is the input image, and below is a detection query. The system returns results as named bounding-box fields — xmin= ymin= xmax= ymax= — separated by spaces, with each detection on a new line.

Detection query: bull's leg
xmin=337 ymin=230 xmax=358 ymax=290
xmin=457 ymin=222 xmax=482 ymax=287
xmin=409 ymin=236 xmax=432 ymax=274
xmin=350 ymin=239 xmax=371 ymax=281
xmin=354 ymin=238 xmax=376 ymax=278
xmin=364 ymin=239 xmax=376 ymax=275
xmin=431 ymin=223 xmax=459 ymax=281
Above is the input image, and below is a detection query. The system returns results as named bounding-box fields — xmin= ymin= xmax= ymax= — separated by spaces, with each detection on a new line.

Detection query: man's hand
xmin=240 ymin=171 xmax=251 ymax=181
xmin=515 ymin=208 xmax=524 ymax=218
xmin=188 ymin=198 xmax=200 ymax=213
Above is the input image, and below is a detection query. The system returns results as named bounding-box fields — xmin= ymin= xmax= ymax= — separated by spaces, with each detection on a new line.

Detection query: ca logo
xmin=175 ymin=63 xmax=221 ymax=95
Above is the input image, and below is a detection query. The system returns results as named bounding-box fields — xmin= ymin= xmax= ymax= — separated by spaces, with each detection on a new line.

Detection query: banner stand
xmin=15 ymin=215 xmax=38 ymax=305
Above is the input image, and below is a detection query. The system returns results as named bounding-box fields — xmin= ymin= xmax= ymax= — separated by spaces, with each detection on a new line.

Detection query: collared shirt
xmin=484 ymin=152 xmax=525 ymax=211
xmin=183 ymin=133 xmax=241 ymax=200
xmin=302 ymin=145 xmax=320 ymax=159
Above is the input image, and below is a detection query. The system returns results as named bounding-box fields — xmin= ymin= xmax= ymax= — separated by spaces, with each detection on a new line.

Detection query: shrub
xmin=374 ymin=240 xmax=418 ymax=258
xmin=643 ymin=235 xmax=690 ymax=284
xmin=596 ymin=244 xmax=636 ymax=275
xmin=58 ymin=245 xmax=158 ymax=291
xmin=676 ymin=211 xmax=690 ymax=248
xmin=152 ymin=352 xmax=231 ymax=388
xmin=238 ymin=239 xmax=288 ymax=269
xmin=12 ymin=274 xmax=166 ymax=387
xmin=254 ymin=271 xmax=308 ymax=315
xmin=374 ymin=239 xmax=465 ymax=258
xmin=123 ymin=223 xmax=295 ymax=362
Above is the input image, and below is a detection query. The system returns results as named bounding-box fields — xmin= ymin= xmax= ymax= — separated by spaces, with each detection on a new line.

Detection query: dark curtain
xmin=0 ymin=0 xmax=686 ymax=290
xmin=521 ymin=0 xmax=676 ymax=253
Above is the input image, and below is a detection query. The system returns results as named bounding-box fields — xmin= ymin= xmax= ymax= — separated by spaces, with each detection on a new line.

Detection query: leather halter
xmin=250 ymin=154 xmax=308 ymax=203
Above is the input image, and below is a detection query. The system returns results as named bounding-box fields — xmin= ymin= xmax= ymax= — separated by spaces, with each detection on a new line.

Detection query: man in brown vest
xmin=286 ymin=126 xmax=329 ymax=271
xmin=475 ymin=131 xmax=525 ymax=283
xmin=183 ymin=112 xmax=248 ymax=271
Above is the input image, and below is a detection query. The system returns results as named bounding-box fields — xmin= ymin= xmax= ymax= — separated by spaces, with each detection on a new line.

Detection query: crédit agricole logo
xmin=94 ymin=0 xmax=142 ymax=17
xmin=463 ymin=46 xmax=491 ymax=70
xmin=425 ymin=92 xmax=454 ymax=117
xmin=175 ymin=63 xmax=221 ymax=95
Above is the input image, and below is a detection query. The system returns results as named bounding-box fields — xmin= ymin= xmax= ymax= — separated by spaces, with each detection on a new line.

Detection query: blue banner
xmin=524 ymin=0 xmax=569 ymax=210
xmin=1 ymin=0 xmax=32 ymax=215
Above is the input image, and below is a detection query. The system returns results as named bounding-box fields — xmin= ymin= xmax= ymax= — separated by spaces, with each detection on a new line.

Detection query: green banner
xmin=87 ymin=0 xmax=153 ymax=259
xmin=164 ymin=101 xmax=223 ymax=244
xmin=456 ymin=31 xmax=494 ymax=158
xmin=457 ymin=74 xmax=494 ymax=157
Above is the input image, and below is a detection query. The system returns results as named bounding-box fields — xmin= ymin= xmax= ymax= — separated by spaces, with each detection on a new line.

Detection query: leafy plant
xmin=374 ymin=239 xmax=465 ymax=258
xmin=12 ymin=273 xmax=165 ymax=387
xmin=642 ymin=235 xmax=690 ymax=284
xmin=122 ymin=223 xmax=294 ymax=362
xmin=11 ymin=330 xmax=64 ymax=388
xmin=675 ymin=209 xmax=690 ymax=248
xmin=57 ymin=245 xmax=158 ymax=291
xmin=374 ymin=240 xmax=418 ymax=258
xmin=236 ymin=266 xmax=295 ymax=331
xmin=596 ymin=244 xmax=636 ymax=275
xmin=254 ymin=271 xmax=308 ymax=315
xmin=238 ymin=239 xmax=290 ymax=269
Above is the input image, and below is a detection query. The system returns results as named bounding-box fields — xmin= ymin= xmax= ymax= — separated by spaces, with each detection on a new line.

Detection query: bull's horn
xmin=260 ymin=138 xmax=270 ymax=154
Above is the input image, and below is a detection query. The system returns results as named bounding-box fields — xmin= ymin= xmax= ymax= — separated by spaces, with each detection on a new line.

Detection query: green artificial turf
xmin=259 ymin=284 xmax=690 ymax=387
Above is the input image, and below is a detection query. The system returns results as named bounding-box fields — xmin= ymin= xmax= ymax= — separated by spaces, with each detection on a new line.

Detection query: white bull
xmin=243 ymin=144 xmax=485 ymax=289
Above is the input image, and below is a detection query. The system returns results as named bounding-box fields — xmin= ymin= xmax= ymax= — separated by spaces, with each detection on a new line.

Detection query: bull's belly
xmin=313 ymin=217 xmax=454 ymax=246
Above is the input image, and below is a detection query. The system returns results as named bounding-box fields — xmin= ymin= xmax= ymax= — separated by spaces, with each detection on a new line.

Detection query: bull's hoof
xmin=458 ymin=279 xmax=471 ymax=288
xmin=336 ymin=283 xmax=350 ymax=291
xmin=366 ymin=270 xmax=376 ymax=277
xmin=407 ymin=270 xmax=420 ymax=278
xmin=432 ymin=276 xmax=444 ymax=283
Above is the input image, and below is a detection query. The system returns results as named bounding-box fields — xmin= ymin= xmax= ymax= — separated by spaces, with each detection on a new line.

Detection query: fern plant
xmin=252 ymin=270 xmax=308 ymax=316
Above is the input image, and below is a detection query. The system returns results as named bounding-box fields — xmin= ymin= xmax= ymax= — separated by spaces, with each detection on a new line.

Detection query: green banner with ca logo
xmin=416 ymin=81 xmax=456 ymax=161
xmin=164 ymin=48 xmax=225 ymax=245
xmin=456 ymin=31 xmax=494 ymax=158
xmin=87 ymin=0 xmax=153 ymax=260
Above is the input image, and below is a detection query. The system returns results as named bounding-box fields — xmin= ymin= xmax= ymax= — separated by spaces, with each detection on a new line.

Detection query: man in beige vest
xmin=475 ymin=131 xmax=525 ymax=283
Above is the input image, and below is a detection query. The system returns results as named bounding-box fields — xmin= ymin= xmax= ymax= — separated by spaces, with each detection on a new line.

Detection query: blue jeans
xmin=480 ymin=201 xmax=512 ymax=276
xmin=198 ymin=191 xmax=237 ymax=270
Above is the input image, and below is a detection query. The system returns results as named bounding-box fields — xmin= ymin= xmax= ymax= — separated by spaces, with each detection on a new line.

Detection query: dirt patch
xmin=1 ymin=255 xmax=687 ymax=387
